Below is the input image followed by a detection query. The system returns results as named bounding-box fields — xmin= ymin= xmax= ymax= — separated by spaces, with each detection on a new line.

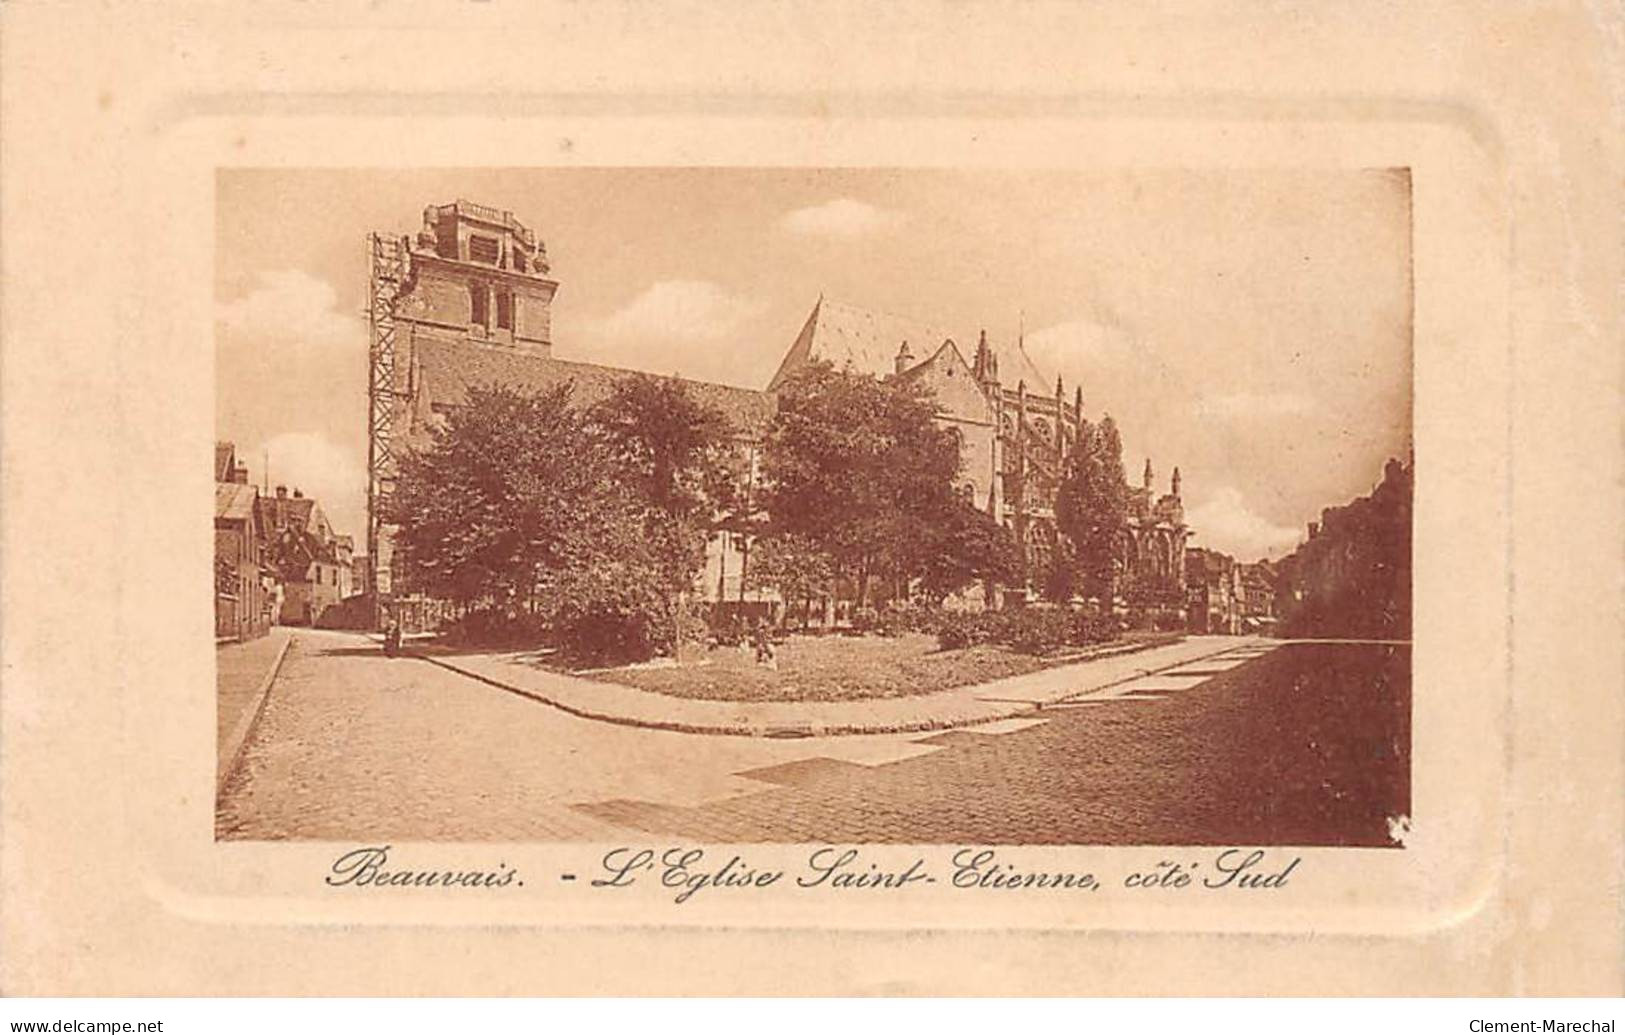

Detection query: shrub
xmin=849 ymin=606 xmax=882 ymax=635
xmin=439 ymin=608 xmax=549 ymax=649
xmin=1006 ymin=607 xmax=1072 ymax=655
xmin=935 ymin=611 xmax=985 ymax=650
xmin=1070 ymin=611 xmax=1121 ymax=646
xmin=873 ymin=608 xmax=912 ymax=637
xmin=890 ymin=601 xmax=943 ymax=634
xmin=710 ymin=615 xmax=748 ymax=648
xmin=553 ymin=609 xmax=658 ymax=667
xmin=936 ymin=604 xmax=1127 ymax=654
xmin=1152 ymin=608 xmax=1187 ymax=632
xmin=545 ymin=561 xmax=672 ymax=666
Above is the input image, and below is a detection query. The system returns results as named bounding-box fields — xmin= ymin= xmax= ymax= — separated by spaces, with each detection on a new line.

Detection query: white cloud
xmin=780 ymin=198 xmax=901 ymax=238
xmin=216 ymin=269 xmax=364 ymax=361
xmin=215 ymin=270 xmax=368 ymax=531
xmin=1198 ymin=391 xmax=1316 ymax=419
xmin=1186 ymin=486 xmax=1303 ymax=562
xmin=1023 ymin=320 xmax=1138 ymax=370
xmin=589 ymin=280 xmax=764 ymax=345
xmin=255 ymin=431 xmax=367 ymax=545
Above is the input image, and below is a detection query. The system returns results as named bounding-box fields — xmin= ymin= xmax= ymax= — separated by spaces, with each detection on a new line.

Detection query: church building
xmin=371 ymin=200 xmax=1188 ymax=615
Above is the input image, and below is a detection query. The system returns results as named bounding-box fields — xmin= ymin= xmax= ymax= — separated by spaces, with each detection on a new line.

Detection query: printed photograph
xmin=214 ymin=168 xmax=1413 ymax=846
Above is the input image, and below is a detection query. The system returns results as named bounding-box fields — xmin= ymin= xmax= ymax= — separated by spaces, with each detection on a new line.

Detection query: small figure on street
xmin=751 ymin=618 xmax=777 ymax=670
xmin=383 ymin=618 xmax=402 ymax=657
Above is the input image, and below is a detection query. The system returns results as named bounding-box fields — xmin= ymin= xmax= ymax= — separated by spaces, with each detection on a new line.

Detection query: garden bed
xmin=592 ymin=630 xmax=1181 ymax=704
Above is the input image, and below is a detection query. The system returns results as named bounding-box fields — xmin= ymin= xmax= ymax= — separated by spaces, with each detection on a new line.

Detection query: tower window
xmin=470 ymin=282 xmax=489 ymax=327
xmin=495 ymin=290 xmax=513 ymax=331
xmin=468 ymin=235 xmax=500 ymax=264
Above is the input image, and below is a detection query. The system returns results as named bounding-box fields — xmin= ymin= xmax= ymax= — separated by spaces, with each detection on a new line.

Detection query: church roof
xmin=414 ymin=338 xmax=777 ymax=438
xmin=766 ymin=296 xmax=1050 ymax=392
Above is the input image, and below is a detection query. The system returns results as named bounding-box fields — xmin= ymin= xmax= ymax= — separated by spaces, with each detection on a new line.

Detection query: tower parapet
xmin=400 ymin=199 xmax=559 ymax=356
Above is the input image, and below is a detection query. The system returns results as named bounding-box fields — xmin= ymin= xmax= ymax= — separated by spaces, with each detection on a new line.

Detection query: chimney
xmin=293 ymin=488 xmax=304 ymax=499
xmin=894 ymin=339 xmax=913 ymax=375
xmin=275 ymin=485 xmax=287 ymax=499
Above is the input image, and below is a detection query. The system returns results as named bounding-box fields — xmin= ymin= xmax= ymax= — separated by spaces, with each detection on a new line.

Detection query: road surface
xmin=217 ymin=628 xmax=1409 ymax=846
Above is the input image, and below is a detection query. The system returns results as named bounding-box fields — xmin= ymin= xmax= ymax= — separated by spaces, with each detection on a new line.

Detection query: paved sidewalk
xmin=216 ymin=628 xmax=294 ymax=787
xmin=420 ymin=635 xmax=1265 ymax=737
xmin=216 ymin=629 xmax=293 ymax=746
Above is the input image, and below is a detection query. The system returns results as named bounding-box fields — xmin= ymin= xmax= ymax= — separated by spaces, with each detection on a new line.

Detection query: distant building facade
xmin=1238 ymin=560 xmax=1278 ymax=632
xmin=1274 ymin=457 xmax=1412 ymax=639
xmin=1118 ymin=460 xmax=1189 ymax=612
xmin=214 ymin=443 xmax=271 ymax=641
xmin=1185 ymin=546 xmax=1242 ymax=634
xmin=257 ymin=485 xmax=352 ymax=626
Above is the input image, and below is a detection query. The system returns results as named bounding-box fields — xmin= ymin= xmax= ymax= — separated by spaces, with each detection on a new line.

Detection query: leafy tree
xmin=387 ymin=383 xmax=599 ymax=611
xmin=762 ymin=361 xmax=961 ymax=606
xmin=916 ymin=502 xmax=1022 ymax=604
xmin=542 ymin=491 xmax=675 ymax=663
xmin=588 ymin=374 xmax=735 ymax=521
xmin=387 ymin=378 xmax=721 ymax=662
xmin=743 ymin=532 xmax=835 ymax=628
xmin=1040 ymin=536 xmax=1078 ymax=604
xmin=1054 ymin=414 xmax=1130 ymax=602
xmin=586 ymin=375 xmax=737 ymax=647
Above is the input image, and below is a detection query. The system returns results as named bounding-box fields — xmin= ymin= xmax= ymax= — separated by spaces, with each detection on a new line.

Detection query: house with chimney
xmin=255 ymin=484 xmax=352 ymax=626
xmin=213 ymin=442 xmax=272 ymax=641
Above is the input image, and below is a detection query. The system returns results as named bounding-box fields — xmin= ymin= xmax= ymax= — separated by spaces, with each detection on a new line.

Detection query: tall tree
xmin=1054 ymin=414 xmax=1130 ymax=603
xmin=387 ymin=382 xmax=599 ymax=611
xmin=761 ymin=362 xmax=961 ymax=606
xmin=586 ymin=374 xmax=737 ymax=645
xmin=588 ymin=374 xmax=735 ymax=521
xmin=916 ymin=501 xmax=1023 ymax=605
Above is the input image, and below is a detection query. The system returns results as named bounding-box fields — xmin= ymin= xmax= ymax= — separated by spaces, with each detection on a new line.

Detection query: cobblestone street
xmin=218 ymin=629 xmax=1408 ymax=846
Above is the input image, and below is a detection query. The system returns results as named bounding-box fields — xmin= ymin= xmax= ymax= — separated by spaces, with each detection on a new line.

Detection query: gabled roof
xmin=255 ymin=494 xmax=318 ymax=534
xmin=894 ymin=339 xmax=995 ymax=424
xmin=215 ymin=481 xmax=257 ymax=522
xmin=767 ymin=297 xmax=1051 ymax=392
xmin=414 ymin=338 xmax=777 ymax=438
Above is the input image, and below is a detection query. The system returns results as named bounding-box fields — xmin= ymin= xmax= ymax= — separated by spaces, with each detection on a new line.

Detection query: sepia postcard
xmin=2 ymin=1 xmax=1619 ymax=997
xmin=213 ymin=165 xmax=1414 ymax=857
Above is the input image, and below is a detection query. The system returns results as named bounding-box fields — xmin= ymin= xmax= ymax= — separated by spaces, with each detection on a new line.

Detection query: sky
xmin=216 ymin=167 xmax=1412 ymax=562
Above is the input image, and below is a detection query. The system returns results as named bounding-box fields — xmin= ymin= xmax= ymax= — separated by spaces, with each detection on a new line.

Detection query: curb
xmin=216 ymin=634 xmax=293 ymax=797
xmin=416 ymin=638 xmax=1253 ymax=740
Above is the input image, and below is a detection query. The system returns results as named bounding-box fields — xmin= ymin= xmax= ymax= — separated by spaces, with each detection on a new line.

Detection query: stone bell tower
xmin=398 ymin=199 xmax=559 ymax=357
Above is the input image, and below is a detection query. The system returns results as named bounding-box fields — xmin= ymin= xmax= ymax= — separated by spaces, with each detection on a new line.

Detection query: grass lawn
xmin=597 ymin=631 xmax=1057 ymax=703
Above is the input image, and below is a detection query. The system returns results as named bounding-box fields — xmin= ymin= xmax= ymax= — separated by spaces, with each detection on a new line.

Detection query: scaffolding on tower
xmin=365 ymin=232 xmax=407 ymax=629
